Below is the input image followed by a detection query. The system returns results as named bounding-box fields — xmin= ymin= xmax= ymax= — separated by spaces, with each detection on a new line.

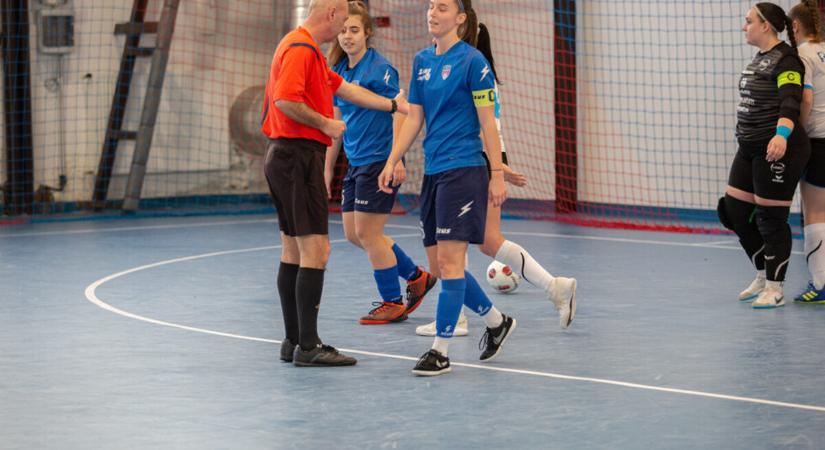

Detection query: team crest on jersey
xmin=417 ymin=68 xmax=432 ymax=81
xmin=759 ymin=58 xmax=771 ymax=70
xmin=442 ymin=65 xmax=452 ymax=80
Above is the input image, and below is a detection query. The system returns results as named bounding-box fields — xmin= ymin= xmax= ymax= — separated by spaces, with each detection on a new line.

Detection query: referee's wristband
xmin=776 ymin=125 xmax=792 ymax=139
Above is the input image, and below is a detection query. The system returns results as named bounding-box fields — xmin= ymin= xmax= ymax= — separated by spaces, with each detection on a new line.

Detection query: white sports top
xmin=798 ymin=41 xmax=825 ymax=138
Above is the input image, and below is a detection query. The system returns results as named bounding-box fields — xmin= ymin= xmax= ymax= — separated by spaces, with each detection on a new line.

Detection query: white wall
xmin=26 ymin=0 xmax=277 ymax=202
xmin=15 ymin=0 xmax=802 ymax=211
xmin=577 ymin=0 xmax=798 ymax=210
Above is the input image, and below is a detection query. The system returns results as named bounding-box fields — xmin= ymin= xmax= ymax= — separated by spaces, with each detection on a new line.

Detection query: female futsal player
xmin=789 ymin=1 xmax=825 ymax=304
xmin=378 ymin=0 xmax=515 ymax=376
xmin=719 ymin=3 xmax=810 ymax=309
xmin=415 ymin=22 xmax=577 ymax=337
xmin=325 ymin=1 xmax=436 ymax=324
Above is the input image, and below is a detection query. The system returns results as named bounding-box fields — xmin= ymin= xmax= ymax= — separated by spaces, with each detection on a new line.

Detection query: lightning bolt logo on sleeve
xmin=480 ymin=64 xmax=490 ymax=81
xmin=383 ymin=69 xmax=390 ymax=85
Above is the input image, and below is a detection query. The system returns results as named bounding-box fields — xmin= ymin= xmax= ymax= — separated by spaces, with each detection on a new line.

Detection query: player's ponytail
xmin=474 ymin=23 xmax=500 ymax=83
xmin=789 ymin=0 xmax=823 ymax=43
xmin=457 ymin=0 xmax=478 ymax=47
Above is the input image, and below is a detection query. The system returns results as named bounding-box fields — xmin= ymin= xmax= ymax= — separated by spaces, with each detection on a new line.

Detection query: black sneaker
xmin=280 ymin=338 xmax=296 ymax=362
xmin=411 ymin=349 xmax=451 ymax=376
xmin=478 ymin=315 xmax=517 ymax=362
xmin=293 ymin=344 xmax=357 ymax=367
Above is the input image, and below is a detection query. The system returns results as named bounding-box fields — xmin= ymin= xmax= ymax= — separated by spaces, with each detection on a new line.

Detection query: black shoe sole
xmin=412 ymin=366 xmax=451 ymax=376
xmin=294 ymin=359 xmax=357 ymax=367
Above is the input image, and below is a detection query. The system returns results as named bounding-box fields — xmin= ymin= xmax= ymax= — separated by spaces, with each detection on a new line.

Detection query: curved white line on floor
xmin=84 ymin=235 xmax=824 ymax=413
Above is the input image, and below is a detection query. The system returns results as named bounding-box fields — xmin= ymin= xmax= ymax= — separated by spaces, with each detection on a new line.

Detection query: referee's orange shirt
xmin=261 ymin=27 xmax=344 ymax=146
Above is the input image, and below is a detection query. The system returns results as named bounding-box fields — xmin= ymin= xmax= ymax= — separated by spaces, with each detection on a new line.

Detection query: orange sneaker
xmin=359 ymin=301 xmax=408 ymax=325
xmin=405 ymin=268 xmax=436 ymax=315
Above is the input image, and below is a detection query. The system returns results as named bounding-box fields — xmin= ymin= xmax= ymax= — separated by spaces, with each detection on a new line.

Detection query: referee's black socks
xmin=277 ymin=262 xmax=301 ymax=344
xmin=296 ymin=267 xmax=325 ymax=350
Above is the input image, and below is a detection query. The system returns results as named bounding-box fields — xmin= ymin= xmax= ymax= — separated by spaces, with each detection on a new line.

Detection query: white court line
xmin=0 ymin=218 xmax=278 ymax=238
xmin=4 ymin=215 xmax=803 ymax=255
xmin=83 ymin=235 xmax=825 ymax=413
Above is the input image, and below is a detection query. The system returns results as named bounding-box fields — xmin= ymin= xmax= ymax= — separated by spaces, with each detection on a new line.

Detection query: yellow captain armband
xmin=472 ymin=88 xmax=496 ymax=107
xmin=777 ymin=70 xmax=802 ymax=88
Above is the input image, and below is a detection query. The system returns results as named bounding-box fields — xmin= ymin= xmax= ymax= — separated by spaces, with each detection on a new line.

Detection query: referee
xmin=261 ymin=0 xmax=406 ymax=366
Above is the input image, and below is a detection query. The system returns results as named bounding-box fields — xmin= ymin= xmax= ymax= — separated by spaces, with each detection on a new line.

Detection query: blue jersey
xmin=333 ymin=48 xmax=400 ymax=167
xmin=408 ymin=40 xmax=496 ymax=175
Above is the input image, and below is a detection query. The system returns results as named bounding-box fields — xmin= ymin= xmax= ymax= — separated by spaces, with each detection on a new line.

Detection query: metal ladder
xmin=92 ymin=0 xmax=180 ymax=211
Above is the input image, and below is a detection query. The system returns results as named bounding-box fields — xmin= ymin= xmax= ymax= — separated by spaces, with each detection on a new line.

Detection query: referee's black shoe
xmin=293 ymin=344 xmax=357 ymax=367
xmin=479 ymin=314 xmax=517 ymax=362
xmin=412 ymin=349 xmax=451 ymax=376
xmin=280 ymin=338 xmax=296 ymax=362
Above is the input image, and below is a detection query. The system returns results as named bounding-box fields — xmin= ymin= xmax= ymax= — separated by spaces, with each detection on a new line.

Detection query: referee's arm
xmin=275 ymin=100 xmax=345 ymax=139
xmin=335 ymin=81 xmax=408 ymax=114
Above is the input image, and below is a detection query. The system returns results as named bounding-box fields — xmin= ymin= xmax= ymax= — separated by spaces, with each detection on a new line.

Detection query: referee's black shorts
xmin=264 ymin=138 xmax=329 ymax=237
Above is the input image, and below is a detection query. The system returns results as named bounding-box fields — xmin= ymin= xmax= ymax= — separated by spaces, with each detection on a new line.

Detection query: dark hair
xmin=463 ymin=22 xmax=500 ymax=83
xmin=756 ymin=2 xmax=797 ymax=47
xmin=456 ymin=0 xmax=478 ymax=47
xmin=327 ymin=1 xmax=374 ymax=67
xmin=789 ymin=0 xmax=822 ymax=43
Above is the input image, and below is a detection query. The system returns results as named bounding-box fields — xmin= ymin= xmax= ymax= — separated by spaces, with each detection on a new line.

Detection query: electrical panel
xmin=36 ymin=0 xmax=74 ymax=54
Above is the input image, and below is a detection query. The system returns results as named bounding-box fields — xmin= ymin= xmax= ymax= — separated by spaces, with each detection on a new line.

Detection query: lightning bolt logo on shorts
xmin=458 ymin=201 xmax=474 ymax=218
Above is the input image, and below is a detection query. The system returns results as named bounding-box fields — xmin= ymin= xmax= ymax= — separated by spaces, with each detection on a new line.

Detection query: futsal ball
xmin=486 ymin=261 xmax=520 ymax=294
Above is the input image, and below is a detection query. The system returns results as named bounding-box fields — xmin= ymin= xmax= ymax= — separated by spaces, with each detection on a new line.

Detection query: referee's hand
xmin=322 ymin=119 xmax=346 ymax=139
xmin=378 ymin=162 xmax=396 ymax=193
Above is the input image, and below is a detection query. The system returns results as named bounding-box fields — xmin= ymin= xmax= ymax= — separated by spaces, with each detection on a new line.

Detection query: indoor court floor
xmin=2 ymin=213 xmax=825 ymax=449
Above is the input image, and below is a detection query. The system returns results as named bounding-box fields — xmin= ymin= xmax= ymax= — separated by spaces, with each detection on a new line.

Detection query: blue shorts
xmin=341 ymin=160 xmax=399 ymax=214
xmin=420 ymin=166 xmax=489 ymax=247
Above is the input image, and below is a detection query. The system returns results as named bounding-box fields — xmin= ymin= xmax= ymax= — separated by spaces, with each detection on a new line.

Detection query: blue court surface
xmin=2 ymin=213 xmax=825 ymax=449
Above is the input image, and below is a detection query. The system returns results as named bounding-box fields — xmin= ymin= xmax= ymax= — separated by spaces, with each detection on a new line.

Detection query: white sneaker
xmin=415 ymin=312 xmax=469 ymax=337
xmin=752 ymin=285 xmax=785 ymax=309
xmin=549 ymin=277 xmax=577 ymax=329
xmin=739 ymin=276 xmax=766 ymax=302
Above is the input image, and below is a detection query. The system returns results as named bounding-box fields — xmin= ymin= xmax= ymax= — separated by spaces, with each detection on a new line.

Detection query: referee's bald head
xmin=304 ymin=0 xmax=348 ymax=43
xmin=309 ymin=0 xmax=347 ymax=12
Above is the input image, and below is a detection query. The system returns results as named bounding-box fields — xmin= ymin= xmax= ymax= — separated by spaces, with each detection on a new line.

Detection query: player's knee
xmin=344 ymin=228 xmax=361 ymax=248
xmin=354 ymin=226 xmax=376 ymax=247
xmin=718 ymin=194 xmax=756 ymax=233
xmin=755 ymin=205 xmax=791 ymax=243
xmin=435 ymin=257 xmax=458 ymax=279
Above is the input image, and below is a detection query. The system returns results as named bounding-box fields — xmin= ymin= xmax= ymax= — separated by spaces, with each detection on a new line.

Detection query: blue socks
xmin=373 ymin=266 xmax=402 ymax=304
xmin=392 ymin=243 xmax=418 ymax=280
xmin=462 ymin=271 xmax=493 ymax=315
xmin=436 ymin=278 xmax=466 ymax=338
